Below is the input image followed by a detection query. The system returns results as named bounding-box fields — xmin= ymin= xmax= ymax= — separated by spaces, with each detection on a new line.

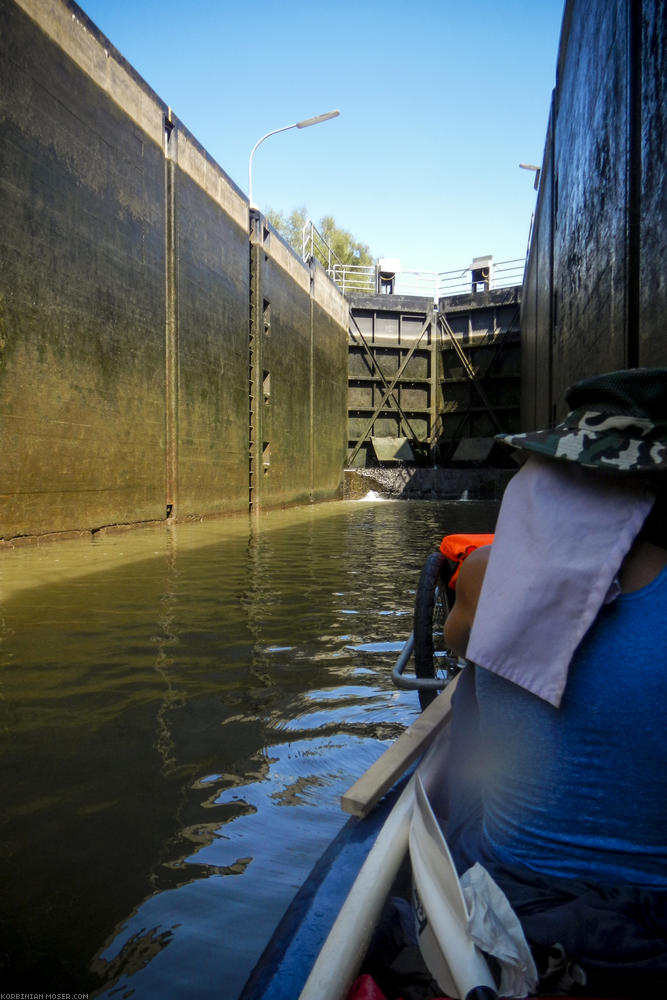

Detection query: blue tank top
xmin=476 ymin=560 xmax=667 ymax=887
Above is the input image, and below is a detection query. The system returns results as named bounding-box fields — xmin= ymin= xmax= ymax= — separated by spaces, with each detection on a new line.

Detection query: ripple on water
xmin=0 ymin=498 xmax=498 ymax=996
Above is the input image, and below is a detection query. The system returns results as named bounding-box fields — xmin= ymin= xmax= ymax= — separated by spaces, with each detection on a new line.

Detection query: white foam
xmin=358 ymin=490 xmax=390 ymax=502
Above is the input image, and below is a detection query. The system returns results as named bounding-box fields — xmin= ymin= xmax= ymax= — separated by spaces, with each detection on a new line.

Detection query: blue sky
xmin=81 ymin=0 xmax=565 ymax=275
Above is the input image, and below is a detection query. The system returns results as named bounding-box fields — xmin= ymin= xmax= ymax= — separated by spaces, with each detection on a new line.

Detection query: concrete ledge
xmin=17 ymin=0 xmax=249 ymax=231
xmin=265 ymin=229 xmax=311 ymax=293
xmin=16 ymin=0 xmax=164 ymax=145
xmin=312 ymin=264 xmax=350 ymax=327
xmin=176 ymin=131 xmax=247 ymax=231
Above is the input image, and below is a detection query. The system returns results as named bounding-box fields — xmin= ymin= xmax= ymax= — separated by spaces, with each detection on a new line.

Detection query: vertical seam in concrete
xmin=429 ymin=304 xmax=438 ymax=462
xmin=548 ymin=93 xmax=556 ymax=422
xmin=248 ymin=210 xmax=262 ymax=517
xmin=309 ymin=267 xmax=315 ymax=501
xmin=626 ymin=0 xmax=642 ymax=368
xmin=164 ymin=121 xmax=178 ymax=516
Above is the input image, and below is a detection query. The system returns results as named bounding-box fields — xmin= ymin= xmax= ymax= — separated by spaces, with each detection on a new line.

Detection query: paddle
xmin=340 ymin=673 xmax=460 ymax=817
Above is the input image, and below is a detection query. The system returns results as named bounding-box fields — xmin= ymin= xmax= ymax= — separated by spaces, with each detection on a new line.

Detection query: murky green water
xmin=0 ymin=498 xmax=497 ymax=997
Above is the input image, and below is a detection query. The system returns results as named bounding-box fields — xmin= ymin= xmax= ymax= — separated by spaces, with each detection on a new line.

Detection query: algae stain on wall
xmin=0 ymin=0 xmax=349 ymax=542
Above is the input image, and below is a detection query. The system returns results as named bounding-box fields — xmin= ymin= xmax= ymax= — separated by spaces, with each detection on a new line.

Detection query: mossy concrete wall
xmin=311 ymin=267 xmax=350 ymax=502
xmin=522 ymin=0 xmax=667 ymax=427
xmin=0 ymin=0 xmax=349 ymax=542
xmin=245 ymin=226 xmax=348 ymax=511
xmin=169 ymin=134 xmax=250 ymax=519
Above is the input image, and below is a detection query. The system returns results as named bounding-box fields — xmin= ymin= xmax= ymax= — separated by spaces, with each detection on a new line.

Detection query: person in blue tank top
xmin=443 ymin=368 xmax=667 ymax=996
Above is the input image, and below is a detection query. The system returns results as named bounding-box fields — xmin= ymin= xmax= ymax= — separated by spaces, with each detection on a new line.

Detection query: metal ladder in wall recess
xmin=248 ymin=219 xmax=258 ymax=513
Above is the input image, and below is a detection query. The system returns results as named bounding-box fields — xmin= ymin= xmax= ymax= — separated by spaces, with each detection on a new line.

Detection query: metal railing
xmin=393 ymin=271 xmax=439 ymax=297
xmin=301 ymin=220 xmax=525 ymax=299
xmin=329 ymin=265 xmax=440 ymax=297
xmin=302 ymin=219 xmax=344 ymax=273
xmin=330 ymin=262 xmax=376 ymax=294
xmin=437 ymin=258 xmax=526 ymax=297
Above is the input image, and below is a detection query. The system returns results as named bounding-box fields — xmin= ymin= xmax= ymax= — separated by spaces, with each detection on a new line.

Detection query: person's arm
xmin=443 ymin=545 xmax=491 ymax=657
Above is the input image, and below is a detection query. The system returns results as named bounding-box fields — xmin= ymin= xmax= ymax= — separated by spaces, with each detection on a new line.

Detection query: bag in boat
xmin=409 ymin=776 xmax=537 ymax=999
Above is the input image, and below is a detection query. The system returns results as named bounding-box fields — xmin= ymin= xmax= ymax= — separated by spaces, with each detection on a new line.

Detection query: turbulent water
xmin=0 ymin=497 xmax=497 ymax=997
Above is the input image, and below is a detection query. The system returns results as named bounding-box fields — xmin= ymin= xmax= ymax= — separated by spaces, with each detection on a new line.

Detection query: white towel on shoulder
xmin=465 ymin=456 xmax=654 ymax=707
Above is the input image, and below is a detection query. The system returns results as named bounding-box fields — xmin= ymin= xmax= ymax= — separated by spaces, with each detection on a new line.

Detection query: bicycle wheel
xmin=413 ymin=551 xmax=458 ymax=710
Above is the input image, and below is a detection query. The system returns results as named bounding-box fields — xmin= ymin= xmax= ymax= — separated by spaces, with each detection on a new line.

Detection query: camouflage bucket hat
xmin=496 ymin=368 xmax=667 ymax=474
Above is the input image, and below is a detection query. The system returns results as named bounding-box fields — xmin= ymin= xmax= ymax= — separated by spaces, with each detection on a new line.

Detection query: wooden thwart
xmin=341 ymin=674 xmax=460 ymax=818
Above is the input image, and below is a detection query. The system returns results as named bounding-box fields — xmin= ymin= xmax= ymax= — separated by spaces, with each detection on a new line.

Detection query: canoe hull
xmin=238 ymin=773 xmax=412 ymax=1000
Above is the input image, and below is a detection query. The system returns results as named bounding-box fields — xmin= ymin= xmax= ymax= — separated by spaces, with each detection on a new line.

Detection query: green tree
xmin=319 ymin=215 xmax=374 ymax=268
xmin=266 ymin=206 xmax=309 ymax=255
xmin=266 ymin=206 xmax=374 ymax=268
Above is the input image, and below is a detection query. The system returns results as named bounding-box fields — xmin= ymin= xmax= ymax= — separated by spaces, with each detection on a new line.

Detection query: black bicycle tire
xmin=413 ymin=551 xmax=451 ymax=710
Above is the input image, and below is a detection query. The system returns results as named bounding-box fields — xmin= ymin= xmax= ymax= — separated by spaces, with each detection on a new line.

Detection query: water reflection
xmin=0 ymin=499 xmax=497 ymax=996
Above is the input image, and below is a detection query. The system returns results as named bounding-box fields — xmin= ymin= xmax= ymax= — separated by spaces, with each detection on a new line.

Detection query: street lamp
xmin=519 ymin=162 xmax=541 ymax=190
xmin=248 ymin=110 xmax=340 ymax=209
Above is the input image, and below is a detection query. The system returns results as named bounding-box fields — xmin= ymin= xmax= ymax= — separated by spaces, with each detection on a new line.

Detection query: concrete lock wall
xmin=522 ymin=0 xmax=667 ymax=428
xmin=0 ymin=0 xmax=349 ymax=542
xmin=247 ymin=221 xmax=348 ymax=512
xmin=170 ymin=131 xmax=250 ymax=520
xmin=311 ymin=266 xmax=350 ymax=502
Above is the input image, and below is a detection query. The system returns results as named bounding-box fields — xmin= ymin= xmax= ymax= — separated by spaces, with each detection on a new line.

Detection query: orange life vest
xmin=439 ymin=532 xmax=495 ymax=588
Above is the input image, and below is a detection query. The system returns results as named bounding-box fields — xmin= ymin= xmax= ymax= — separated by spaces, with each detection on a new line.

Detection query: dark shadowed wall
xmin=0 ymin=0 xmax=349 ymax=542
xmin=521 ymin=0 xmax=667 ymax=427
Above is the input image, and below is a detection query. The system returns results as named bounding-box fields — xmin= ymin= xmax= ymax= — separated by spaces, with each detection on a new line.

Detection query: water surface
xmin=0 ymin=498 xmax=497 ymax=996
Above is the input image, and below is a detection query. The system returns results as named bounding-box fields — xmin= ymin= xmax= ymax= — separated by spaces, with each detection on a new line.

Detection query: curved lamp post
xmin=248 ymin=109 xmax=340 ymax=209
xmin=519 ymin=162 xmax=541 ymax=190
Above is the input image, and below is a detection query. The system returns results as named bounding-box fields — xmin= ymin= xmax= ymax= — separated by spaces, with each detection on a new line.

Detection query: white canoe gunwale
xmin=238 ymin=677 xmax=460 ymax=1000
